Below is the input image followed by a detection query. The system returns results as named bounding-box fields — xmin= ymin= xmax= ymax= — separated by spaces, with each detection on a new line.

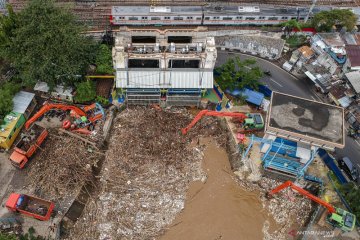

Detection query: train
xmin=110 ymin=5 xmax=360 ymax=26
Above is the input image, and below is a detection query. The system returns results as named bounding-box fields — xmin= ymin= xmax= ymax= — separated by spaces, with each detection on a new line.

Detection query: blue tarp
xmin=258 ymin=85 xmax=272 ymax=97
xmin=270 ymin=138 xmax=298 ymax=158
xmin=226 ymin=88 xmax=264 ymax=106
xmin=318 ymin=149 xmax=348 ymax=184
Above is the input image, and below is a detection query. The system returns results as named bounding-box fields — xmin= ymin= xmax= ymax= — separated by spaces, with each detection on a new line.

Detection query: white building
xmin=113 ymin=26 xmax=217 ymax=106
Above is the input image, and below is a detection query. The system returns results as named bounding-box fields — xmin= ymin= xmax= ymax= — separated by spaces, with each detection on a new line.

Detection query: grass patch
xmin=284 ymin=35 xmax=307 ymax=48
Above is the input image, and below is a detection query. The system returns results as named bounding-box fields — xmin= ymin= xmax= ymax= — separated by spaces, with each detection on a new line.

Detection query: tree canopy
xmin=214 ymin=57 xmax=263 ymax=91
xmin=0 ymin=82 xmax=21 ymax=123
xmin=280 ymin=19 xmax=301 ymax=37
xmin=0 ymin=0 xmax=97 ymax=88
xmin=95 ymin=44 xmax=113 ymax=75
xmin=74 ymin=80 xmax=96 ymax=103
xmin=312 ymin=9 xmax=358 ymax=32
xmin=340 ymin=182 xmax=360 ymax=220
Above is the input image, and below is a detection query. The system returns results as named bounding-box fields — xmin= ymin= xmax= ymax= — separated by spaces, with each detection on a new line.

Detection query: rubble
xmin=66 ymin=107 xmax=227 ymax=240
xmin=26 ymin=130 xmax=102 ymax=201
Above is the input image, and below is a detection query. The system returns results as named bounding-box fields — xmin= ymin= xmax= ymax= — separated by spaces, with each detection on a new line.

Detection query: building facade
xmin=113 ymin=26 xmax=217 ymax=106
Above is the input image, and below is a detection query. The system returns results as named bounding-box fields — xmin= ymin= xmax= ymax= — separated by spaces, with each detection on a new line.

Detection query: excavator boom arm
xmin=181 ymin=110 xmax=247 ymax=135
xmin=269 ymin=181 xmax=336 ymax=213
xmin=25 ymin=103 xmax=86 ymax=130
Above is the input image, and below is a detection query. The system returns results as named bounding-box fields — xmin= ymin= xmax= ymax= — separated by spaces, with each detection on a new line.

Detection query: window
xmin=236 ymin=16 xmax=242 ymax=20
xmin=291 ymin=17 xmax=297 ymax=19
xmin=268 ymin=17 xmax=278 ymax=20
xmin=187 ymin=16 xmax=193 ymax=20
xmin=223 ymin=17 xmax=233 ymax=20
xmin=151 ymin=17 xmax=161 ymax=20
xmin=205 ymin=17 xmax=210 ymax=20
xmin=259 ymin=16 xmax=265 ymax=20
xmin=196 ymin=17 xmax=202 ymax=20
xmin=129 ymin=17 xmax=138 ymax=20
xmin=164 ymin=17 xmax=171 ymax=20
xmin=299 ymin=17 xmax=305 ymax=20
xmin=142 ymin=17 xmax=148 ymax=20
xmin=174 ymin=17 xmax=183 ymax=20
xmin=245 ymin=17 xmax=256 ymax=20
xmin=118 ymin=17 xmax=125 ymax=20
xmin=213 ymin=16 xmax=220 ymax=20
xmin=281 ymin=16 xmax=288 ymax=20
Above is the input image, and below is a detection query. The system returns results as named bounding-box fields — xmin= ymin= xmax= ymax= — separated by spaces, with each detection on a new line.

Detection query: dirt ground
xmin=159 ymin=138 xmax=277 ymax=240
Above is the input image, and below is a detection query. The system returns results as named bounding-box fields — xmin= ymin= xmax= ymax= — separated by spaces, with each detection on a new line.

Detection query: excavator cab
xmin=327 ymin=208 xmax=356 ymax=232
xmin=243 ymin=113 xmax=264 ymax=130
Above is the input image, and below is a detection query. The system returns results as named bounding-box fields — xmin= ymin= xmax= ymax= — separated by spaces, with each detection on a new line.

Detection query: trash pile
xmin=66 ymin=107 xmax=227 ymax=240
xmin=237 ymin=175 xmax=313 ymax=240
xmin=27 ymin=130 xmax=102 ymax=200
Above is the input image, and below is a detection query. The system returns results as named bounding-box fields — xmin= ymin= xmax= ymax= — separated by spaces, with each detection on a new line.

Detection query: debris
xmin=27 ymin=130 xmax=101 ymax=201
xmin=65 ymin=107 xmax=226 ymax=240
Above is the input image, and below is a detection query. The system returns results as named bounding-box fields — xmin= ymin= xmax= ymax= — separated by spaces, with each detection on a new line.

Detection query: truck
xmin=5 ymin=193 xmax=55 ymax=221
xmin=9 ymin=124 xmax=48 ymax=169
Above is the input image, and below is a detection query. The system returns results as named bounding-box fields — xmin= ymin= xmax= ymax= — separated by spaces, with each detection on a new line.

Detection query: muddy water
xmin=159 ymin=138 xmax=276 ymax=240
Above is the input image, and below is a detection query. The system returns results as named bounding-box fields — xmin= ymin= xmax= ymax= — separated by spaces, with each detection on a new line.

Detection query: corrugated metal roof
xmin=12 ymin=91 xmax=35 ymax=114
xmin=346 ymin=45 xmax=360 ymax=68
xmin=345 ymin=71 xmax=360 ymax=93
xmin=116 ymin=69 xmax=213 ymax=89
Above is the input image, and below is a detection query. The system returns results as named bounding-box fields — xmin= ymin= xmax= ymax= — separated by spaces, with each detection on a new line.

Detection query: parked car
xmin=338 ymin=157 xmax=359 ymax=182
xmin=263 ymin=70 xmax=271 ymax=76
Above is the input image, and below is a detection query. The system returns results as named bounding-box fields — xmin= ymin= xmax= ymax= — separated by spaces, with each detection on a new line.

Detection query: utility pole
xmin=305 ymin=0 xmax=317 ymax=23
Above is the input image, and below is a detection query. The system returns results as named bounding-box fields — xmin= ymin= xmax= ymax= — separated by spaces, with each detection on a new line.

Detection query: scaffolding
xmin=243 ymin=135 xmax=321 ymax=182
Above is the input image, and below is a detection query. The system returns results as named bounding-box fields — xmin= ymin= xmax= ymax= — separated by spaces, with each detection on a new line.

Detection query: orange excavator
xmin=25 ymin=103 xmax=104 ymax=130
xmin=181 ymin=110 xmax=264 ymax=135
xmin=268 ymin=181 xmax=356 ymax=232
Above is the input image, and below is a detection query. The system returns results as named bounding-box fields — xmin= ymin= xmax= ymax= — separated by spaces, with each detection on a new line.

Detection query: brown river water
xmin=159 ymin=138 xmax=276 ymax=240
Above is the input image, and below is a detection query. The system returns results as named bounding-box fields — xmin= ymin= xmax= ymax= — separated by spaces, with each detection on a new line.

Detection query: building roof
xmin=12 ymin=91 xmax=35 ymax=114
xmin=34 ymin=82 xmax=73 ymax=97
xmin=0 ymin=112 xmax=22 ymax=142
xmin=266 ymin=92 xmax=344 ymax=149
xmin=34 ymin=81 xmax=50 ymax=92
xmin=329 ymin=85 xmax=347 ymax=100
xmin=242 ymin=88 xmax=264 ymax=106
xmin=297 ymin=46 xmax=314 ymax=58
xmin=346 ymin=45 xmax=360 ymax=68
xmin=317 ymin=33 xmax=345 ymax=47
xmin=345 ymin=71 xmax=360 ymax=93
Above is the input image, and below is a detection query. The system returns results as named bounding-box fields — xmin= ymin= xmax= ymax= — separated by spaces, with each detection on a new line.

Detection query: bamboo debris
xmin=66 ymin=107 xmax=227 ymax=240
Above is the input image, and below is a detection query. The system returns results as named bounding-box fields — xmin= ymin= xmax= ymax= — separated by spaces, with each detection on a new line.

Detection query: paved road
xmin=217 ymin=51 xmax=360 ymax=182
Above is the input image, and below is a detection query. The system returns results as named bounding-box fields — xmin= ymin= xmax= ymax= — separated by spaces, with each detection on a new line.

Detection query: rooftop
xmin=266 ymin=92 xmax=344 ymax=149
xmin=297 ymin=46 xmax=314 ymax=58
xmin=12 ymin=91 xmax=35 ymax=114
xmin=345 ymin=71 xmax=360 ymax=93
xmin=317 ymin=33 xmax=345 ymax=47
xmin=345 ymin=45 xmax=360 ymax=67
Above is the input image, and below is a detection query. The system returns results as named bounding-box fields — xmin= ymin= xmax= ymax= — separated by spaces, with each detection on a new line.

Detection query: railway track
xmin=7 ymin=0 xmax=360 ymax=30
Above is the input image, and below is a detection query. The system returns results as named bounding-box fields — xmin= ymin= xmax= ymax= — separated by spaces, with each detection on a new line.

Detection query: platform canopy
xmin=265 ymin=92 xmax=344 ymax=150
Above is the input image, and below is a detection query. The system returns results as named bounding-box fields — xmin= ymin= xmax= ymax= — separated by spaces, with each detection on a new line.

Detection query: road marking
xmin=269 ymin=78 xmax=283 ymax=87
xmin=244 ymin=66 xmax=252 ymax=69
xmin=355 ymin=140 xmax=360 ymax=147
xmin=311 ymin=96 xmax=315 ymax=100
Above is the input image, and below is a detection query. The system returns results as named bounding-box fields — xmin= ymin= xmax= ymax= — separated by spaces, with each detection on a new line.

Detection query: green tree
xmin=280 ymin=19 xmax=301 ymax=37
xmin=0 ymin=82 xmax=21 ymax=122
xmin=74 ymin=80 xmax=96 ymax=103
xmin=95 ymin=44 xmax=113 ymax=75
xmin=312 ymin=9 xmax=358 ymax=32
xmin=214 ymin=57 xmax=263 ymax=91
xmin=0 ymin=232 xmax=17 ymax=240
xmin=0 ymin=0 xmax=97 ymax=88
xmin=340 ymin=182 xmax=360 ymax=220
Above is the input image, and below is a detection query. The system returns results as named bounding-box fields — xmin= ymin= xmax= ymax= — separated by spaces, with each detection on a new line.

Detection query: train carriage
xmin=111 ymin=6 xmax=203 ymax=26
